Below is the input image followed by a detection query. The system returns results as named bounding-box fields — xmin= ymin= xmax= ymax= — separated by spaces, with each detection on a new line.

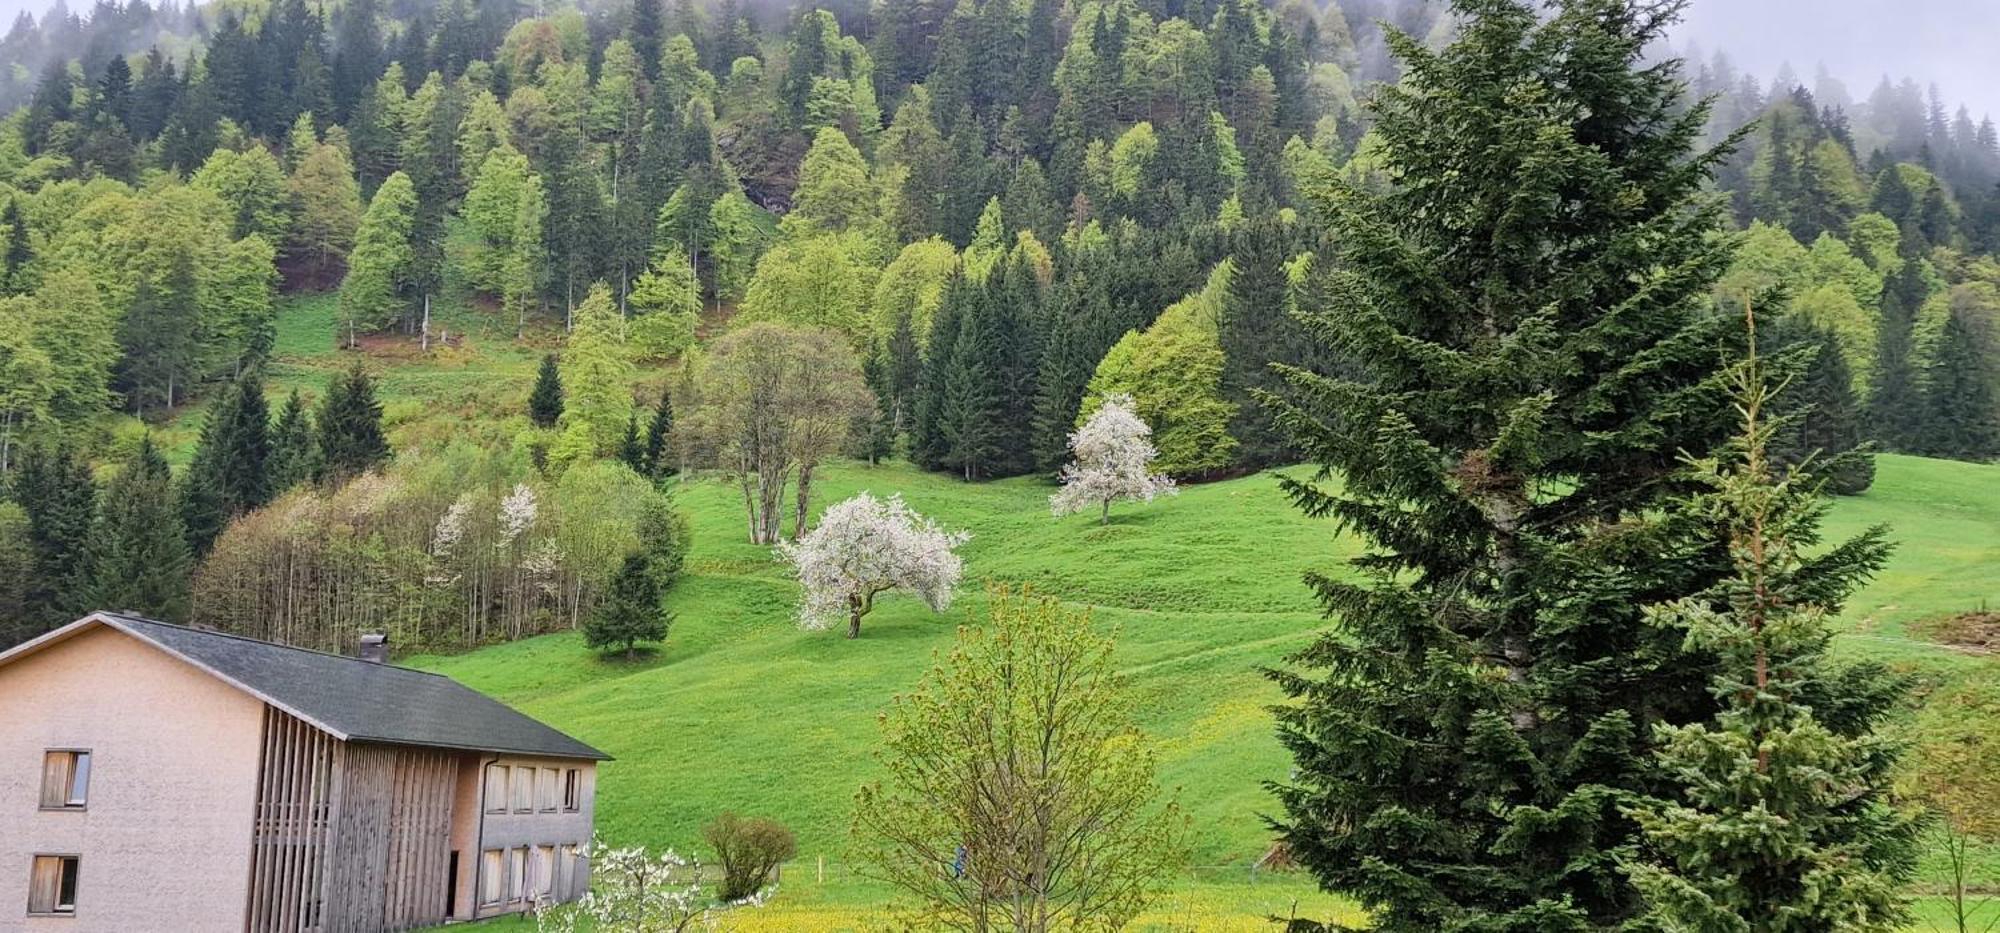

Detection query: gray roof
xmin=77 ymin=613 xmax=608 ymax=760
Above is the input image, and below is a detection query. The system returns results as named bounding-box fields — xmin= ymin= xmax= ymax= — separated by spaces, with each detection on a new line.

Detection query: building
xmin=0 ymin=612 xmax=610 ymax=932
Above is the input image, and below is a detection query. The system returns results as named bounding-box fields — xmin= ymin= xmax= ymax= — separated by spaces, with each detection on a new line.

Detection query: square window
xmin=27 ymin=855 xmax=79 ymax=915
xmin=39 ymin=751 xmax=90 ymax=809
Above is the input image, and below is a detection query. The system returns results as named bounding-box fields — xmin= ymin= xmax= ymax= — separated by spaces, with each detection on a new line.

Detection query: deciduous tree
xmin=778 ymin=491 xmax=966 ymax=638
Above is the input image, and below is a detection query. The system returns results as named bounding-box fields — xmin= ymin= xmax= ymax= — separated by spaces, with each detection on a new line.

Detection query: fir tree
xmin=1867 ymin=259 xmax=1928 ymax=451
xmin=213 ymin=370 xmax=272 ymax=513
xmin=618 ymin=414 xmax=646 ymax=474
xmin=86 ymin=436 xmax=191 ymax=622
xmin=1218 ymin=217 xmax=1308 ymax=469
xmin=641 ymin=391 xmax=676 ymax=480
xmin=316 ymin=366 xmax=391 ymax=483
xmin=1769 ymin=317 xmax=1874 ymax=495
xmin=179 ymin=412 xmax=231 ymax=558
xmin=1265 ymin=2 xmax=1742 ymax=927
xmin=10 ymin=443 xmax=96 ymax=632
xmin=528 ymin=353 xmax=565 ymax=428
xmin=584 ymin=553 xmax=671 ymax=658
xmin=1917 ymin=308 xmax=2000 ymax=462
xmin=1624 ymin=317 xmax=1919 ymax=929
xmin=266 ymin=389 xmax=319 ymax=495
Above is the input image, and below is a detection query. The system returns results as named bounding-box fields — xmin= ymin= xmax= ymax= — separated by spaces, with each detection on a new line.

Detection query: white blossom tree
xmin=1051 ymin=394 xmax=1178 ymax=524
xmin=532 ymin=835 xmax=769 ymax=933
xmin=778 ymin=492 xmax=969 ymax=639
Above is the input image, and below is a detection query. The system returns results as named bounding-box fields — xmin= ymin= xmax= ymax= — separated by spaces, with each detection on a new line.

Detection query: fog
xmin=1673 ymin=0 xmax=2000 ymax=120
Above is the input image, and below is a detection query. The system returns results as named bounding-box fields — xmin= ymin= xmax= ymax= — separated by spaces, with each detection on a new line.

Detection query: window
xmin=482 ymin=764 xmax=508 ymax=814
xmin=537 ymin=768 xmax=559 ymax=812
xmin=533 ymin=846 xmax=555 ymax=898
xmin=507 ymin=848 xmax=527 ymax=901
xmin=27 ymin=856 xmax=79 ymax=915
xmin=479 ymin=850 xmax=503 ymax=907
xmin=562 ymin=769 xmax=581 ymax=811
xmin=556 ymin=844 xmax=578 ymax=899
xmin=510 ymin=768 xmax=533 ymax=813
xmin=39 ymin=751 xmax=90 ymax=809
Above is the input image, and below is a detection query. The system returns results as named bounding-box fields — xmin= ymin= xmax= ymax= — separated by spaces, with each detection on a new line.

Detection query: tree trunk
xmin=794 ymin=461 xmax=815 ymax=539
xmin=1100 ymin=499 xmax=1110 ymax=525
xmin=420 ymin=292 xmax=432 ymax=351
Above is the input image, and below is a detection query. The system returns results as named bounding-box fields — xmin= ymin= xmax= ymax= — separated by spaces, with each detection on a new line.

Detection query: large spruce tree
xmin=10 ymin=443 xmax=96 ymax=632
xmin=1266 ymin=2 xmax=1741 ymax=928
xmin=316 ymin=365 xmax=391 ymax=482
xmin=87 ymin=436 xmax=191 ymax=622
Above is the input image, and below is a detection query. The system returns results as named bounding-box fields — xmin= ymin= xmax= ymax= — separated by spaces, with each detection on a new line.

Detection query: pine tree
xmin=618 ymin=414 xmax=646 ymax=473
xmin=1917 ymin=308 xmax=2000 ymax=462
xmin=86 ymin=436 xmax=191 ymax=622
xmin=1218 ymin=217 xmax=1307 ymax=469
xmin=583 ymin=553 xmax=671 ymax=658
xmin=640 ymin=391 xmax=676 ymax=479
xmin=213 ymin=371 xmax=272 ymax=513
xmin=1867 ymin=259 xmax=1928 ymax=451
xmin=316 ymin=366 xmax=391 ymax=483
xmin=1624 ymin=319 xmax=1918 ymax=929
xmin=1769 ymin=317 xmax=1874 ymax=494
xmin=1266 ymin=2 xmax=1742 ymax=927
xmin=10 ymin=443 xmax=96 ymax=632
xmin=528 ymin=353 xmax=565 ymax=428
xmin=266 ymin=389 xmax=318 ymax=495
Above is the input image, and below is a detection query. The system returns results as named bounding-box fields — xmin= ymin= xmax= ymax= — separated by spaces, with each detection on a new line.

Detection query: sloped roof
xmin=1 ymin=613 xmax=608 ymax=761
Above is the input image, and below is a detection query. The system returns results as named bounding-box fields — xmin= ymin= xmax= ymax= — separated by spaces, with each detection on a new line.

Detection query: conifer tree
xmin=1867 ymin=259 xmax=1928 ymax=451
xmin=212 ymin=370 xmax=272 ymax=513
xmin=618 ymin=414 xmax=646 ymax=474
xmin=529 ymin=353 xmax=565 ymax=428
xmin=266 ymin=388 xmax=318 ymax=494
xmin=316 ymin=366 xmax=391 ymax=483
xmin=1218 ymin=217 xmax=1308 ymax=469
xmin=584 ymin=553 xmax=671 ymax=658
xmin=1917 ymin=308 xmax=2000 ymax=462
xmin=1624 ymin=318 xmax=1918 ymax=930
xmin=1769 ymin=317 xmax=1874 ymax=494
xmin=641 ymin=391 xmax=676 ymax=479
xmin=178 ymin=420 xmax=230 ymax=558
xmin=1266 ymin=2 xmax=1742 ymax=927
xmin=86 ymin=436 xmax=191 ymax=622
xmin=1 ymin=197 xmax=31 ymax=297
xmin=10 ymin=443 xmax=96 ymax=631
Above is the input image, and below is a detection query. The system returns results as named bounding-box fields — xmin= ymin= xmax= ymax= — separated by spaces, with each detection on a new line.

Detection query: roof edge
xmin=90 ymin=614 xmax=356 ymax=742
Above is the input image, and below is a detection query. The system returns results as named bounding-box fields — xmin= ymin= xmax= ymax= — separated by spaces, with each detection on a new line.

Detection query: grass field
xmin=214 ymin=296 xmax=2000 ymax=929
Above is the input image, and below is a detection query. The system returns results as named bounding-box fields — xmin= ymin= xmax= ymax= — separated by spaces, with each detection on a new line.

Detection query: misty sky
xmin=1674 ymin=0 xmax=2000 ymax=120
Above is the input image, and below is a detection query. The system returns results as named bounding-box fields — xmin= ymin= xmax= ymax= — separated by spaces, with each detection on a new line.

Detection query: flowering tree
xmin=1050 ymin=394 xmax=1177 ymax=524
xmin=532 ymin=836 xmax=768 ymax=933
xmin=778 ymin=492 xmax=968 ymax=638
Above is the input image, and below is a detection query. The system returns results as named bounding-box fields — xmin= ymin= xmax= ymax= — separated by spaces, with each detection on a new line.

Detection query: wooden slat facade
xmin=246 ymin=707 xmax=460 ymax=933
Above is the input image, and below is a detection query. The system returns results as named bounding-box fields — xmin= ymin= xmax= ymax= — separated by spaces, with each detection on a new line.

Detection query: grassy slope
xmin=224 ymin=295 xmax=1993 ymax=929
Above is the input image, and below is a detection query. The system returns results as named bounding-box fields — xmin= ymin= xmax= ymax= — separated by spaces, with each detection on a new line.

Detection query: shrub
xmin=703 ymin=812 xmax=796 ymax=901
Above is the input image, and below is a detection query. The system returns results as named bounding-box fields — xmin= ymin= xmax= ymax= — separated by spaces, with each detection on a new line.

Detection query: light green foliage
xmin=872 ymin=237 xmax=958 ymax=353
xmin=17 ymin=266 xmax=115 ymax=427
xmin=705 ymin=190 xmax=775 ymax=304
xmin=502 ymin=172 xmax=548 ymax=330
xmin=657 ymin=35 xmax=717 ymax=107
xmin=460 ymin=145 xmax=537 ymax=293
xmin=854 ymin=589 xmax=1188 ymax=930
xmin=338 ymin=171 xmax=416 ymax=340
xmin=286 ymin=139 xmax=362 ymax=276
xmin=1108 ymin=121 xmax=1158 ymax=198
xmin=1847 ymin=212 xmax=1904 ymax=271
xmin=627 ymin=256 xmax=701 ymax=359
xmin=1083 ymin=262 xmax=1237 ymax=475
xmin=738 ymin=231 xmax=881 ymax=341
xmin=554 ymin=283 xmax=634 ymax=464
xmin=192 ymin=145 xmax=291 ymax=243
xmin=1210 ymin=111 xmax=1245 ymax=187
xmin=455 ymin=88 xmax=510 ymax=176
xmin=784 ymin=127 xmax=878 ymax=239
xmin=961 ymin=198 xmax=1006 ymax=282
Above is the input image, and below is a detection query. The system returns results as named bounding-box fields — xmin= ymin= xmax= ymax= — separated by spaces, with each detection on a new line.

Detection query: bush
xmin=703 ymin=812 xmax=796 ymax=901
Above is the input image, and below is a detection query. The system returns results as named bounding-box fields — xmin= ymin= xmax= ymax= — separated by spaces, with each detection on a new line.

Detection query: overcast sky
xmin=1673 ymin=0 xmax=2000 ymax=121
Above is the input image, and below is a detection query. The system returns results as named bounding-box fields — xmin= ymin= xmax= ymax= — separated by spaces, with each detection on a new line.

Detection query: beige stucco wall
xmin=0 ymin=625 xmax=265 ymax=933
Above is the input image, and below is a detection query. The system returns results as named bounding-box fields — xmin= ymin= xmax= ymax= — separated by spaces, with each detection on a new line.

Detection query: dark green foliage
xmin=266 ymin=389 xmax=319 ymax=494
xmin=618 ymin=414 xmax=646 ymax=473
xmin=181 ymin=371 xmax=275 ymax=556
xmin=635 ymin=494 xmax=690 ymax=591
xmin=9 ymin=444 xmax=96 ymax=634
xmin=640 ymin=392 xmax=676 ymax=479
xmin=86 ymin=436 xmax=191 ymax=623
xmin=915 ymin=261 xmax=1039 ymax=480
xmin=529 ymin=354 xmax=565 ymax=428
xmin=1868 ymin=260 xmax=1929 ymax=451
xmin=315 ymin=366 xmax=391 ymax=483
xmin=864 ymin=308 xmax=922 ymax=463
xmin=704 ymin=812 xmax=797 ymax=901
xmin=1218 ymin=218 xmax=1309 ymax=470
xmin=1266 ymin=2 xmax=1742 ymax=928
xmin=1623 ymin=336 xmax=1918 ymax=929
xmin=1917 ymin=308 xmax=2000 ymax=462
xmin=116 ymin=249 xmax=202 ymax=415
xmin=584 ymin=553 xmax=671 ymax=658
xmin=1768 ymin=318 xmax=1874 ymax=495
xmin=1 ymin=197 xmax=31 ymax=296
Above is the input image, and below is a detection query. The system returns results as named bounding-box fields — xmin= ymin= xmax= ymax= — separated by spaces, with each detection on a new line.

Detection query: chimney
xmin=358 ymin=633 xmax=390 ymax=664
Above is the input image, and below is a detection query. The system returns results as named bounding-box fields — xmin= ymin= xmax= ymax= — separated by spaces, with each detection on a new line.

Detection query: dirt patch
xmin=1913 ymin=611 xmax=2000 ymax=653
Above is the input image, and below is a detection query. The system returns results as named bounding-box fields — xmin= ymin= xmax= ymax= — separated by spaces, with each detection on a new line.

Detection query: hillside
xmin=413 ymin=449 xmax=2000 ymax=929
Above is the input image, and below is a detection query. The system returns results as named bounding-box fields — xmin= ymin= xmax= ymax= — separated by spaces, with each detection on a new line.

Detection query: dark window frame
xmin=39 ymin=749 xmax=91 ymax=812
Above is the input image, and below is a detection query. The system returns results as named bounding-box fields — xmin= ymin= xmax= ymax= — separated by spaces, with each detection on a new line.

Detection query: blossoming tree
xmin=778 ymin=492 xmax=968 ymax=638
xmin=1051 ymin=394 xmax=1177 ymax=524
